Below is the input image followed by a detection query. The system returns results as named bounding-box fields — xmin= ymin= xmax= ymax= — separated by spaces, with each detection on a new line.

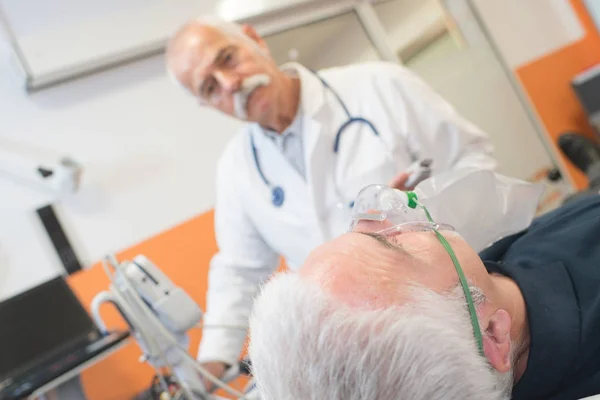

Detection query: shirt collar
xmin=484 ymin=260 xmax=581 ymax=399
xmin=263 ymin=62 xmax=324 ymax=139
xmin=280 ymin=62 xmax=325 ymax=117
xmin=263 ymin=108 xmax=303 ymax=141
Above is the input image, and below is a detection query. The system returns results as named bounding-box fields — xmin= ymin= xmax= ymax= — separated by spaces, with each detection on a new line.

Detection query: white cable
xmin=137 ymin=298 xmax=248 ymax=397
xmin=113 ymin=260 xmax=199 ymax=400
xmin=101 ymin=256 xmax=197 ymax=399
xmin=151 ymin=364 xmax=172 ymax=399
xmin=118 ymin=275 xmax=248 ymax=398
xmin=195 ymin=322 xmax=248 ymax=331
xmin=168 ymin=337 xmax=248 ymax=398
xmin=101 ymin=257 xmax=115 ymax=280
xmin=115 ymin=260 xmax=246 ymax=399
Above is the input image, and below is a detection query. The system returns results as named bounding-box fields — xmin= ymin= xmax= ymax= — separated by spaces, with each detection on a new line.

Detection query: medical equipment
xmin=91 ymin=255 xmax=260 ymax=400
xmin=351 ymin=195 xmax=485 ymax=354
xmin=350 ymin=169 xmax=544 ymax=355
xmin=352 ymin=168 xmax=545 ymax=253
xmin=0 ymin=150 xmax=82 ymax=196
xmin=201 ymin=61 xmax=499 ymax=362
xmin=353 ymin=198 xmax=484 ymax=354
xmin=251 ymin=72 xmax=382 ymax=208
xmin=404 ymin=158 xmax=432 ymax=188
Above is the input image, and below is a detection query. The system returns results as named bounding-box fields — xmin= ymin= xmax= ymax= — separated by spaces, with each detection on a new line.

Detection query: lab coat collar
xmin=279 ymin=62 xmax=328 ymax=234
xmin=484 ymin=260 xmax=581 ymax=400
xmin=280 ymin=62 xmax=326 ymax=117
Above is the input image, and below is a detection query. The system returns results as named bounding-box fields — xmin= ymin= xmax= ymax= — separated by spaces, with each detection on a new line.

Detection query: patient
xmin=248 ymin=190 xmax=600 ymax=399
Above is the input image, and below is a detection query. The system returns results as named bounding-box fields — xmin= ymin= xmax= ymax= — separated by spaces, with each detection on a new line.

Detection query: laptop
xmin=0 ymin=276 xmax=129 ymax=400
xmin=572 ymin=64 xmax=600 ymax=135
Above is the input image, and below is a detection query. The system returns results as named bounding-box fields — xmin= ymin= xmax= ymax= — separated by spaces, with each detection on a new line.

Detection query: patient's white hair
xmin=248 ymin=273 xmax=514 ymax=400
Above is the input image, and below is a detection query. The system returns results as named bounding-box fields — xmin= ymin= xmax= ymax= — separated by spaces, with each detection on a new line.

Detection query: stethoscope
xmin=251 ymin=72 xmax=381 ymax=208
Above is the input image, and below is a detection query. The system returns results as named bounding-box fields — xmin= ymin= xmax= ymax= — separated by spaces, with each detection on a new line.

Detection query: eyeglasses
xmin=197 ymin=46 xmax=240 ymax=104
xmin=350 ymin=185 xmax=484 ymax=356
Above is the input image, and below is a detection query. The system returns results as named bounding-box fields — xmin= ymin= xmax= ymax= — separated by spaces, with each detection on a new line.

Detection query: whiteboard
xmin=0 ymin=0 xmax=319 ymax=91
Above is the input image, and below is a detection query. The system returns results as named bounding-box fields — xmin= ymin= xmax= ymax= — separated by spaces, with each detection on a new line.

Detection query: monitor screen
xmin=0 ymin=276 xmax=98 ymax=380
xmin=572 ymin=65 xmax=600 ymax=116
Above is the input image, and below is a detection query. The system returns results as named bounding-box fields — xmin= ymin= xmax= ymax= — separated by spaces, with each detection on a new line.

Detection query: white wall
xmin=405 ymin=36 xmax=554 ymax=181
xmin=0 ymin=0 xmax=317 ymax=88
xmin=440 ymin=0 xmax=582 ymax=191
xmin=263 ymin=2 xmax=447 ymax=70
xmin=0 ymin=1 xmax=441 ymax=302
xmin=265 ymin=10 xmax=380 ymax=69
xmin=585 ymin=0 xmax=600 ymax=35
xmin=0 ymin=0 xmax=572 ymax=302
xmin=0 ymin=2 xmax=384 ymax=303
xmin=375 ymin=0 xmax=572 ymax=214
xmin=375 ymin=0 xmax=446 ymax=56
xmin=470 ymin=0 xmax=585 ymax=69
xmin=0 ymin=26 xmax=243 ymax=301
xmin=374 ymin=0 xmax=556 ymax=180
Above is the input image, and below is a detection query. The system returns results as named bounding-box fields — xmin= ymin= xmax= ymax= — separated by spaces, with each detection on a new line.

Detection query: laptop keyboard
xmin=0 ymin=332 xmax=128 ymax=400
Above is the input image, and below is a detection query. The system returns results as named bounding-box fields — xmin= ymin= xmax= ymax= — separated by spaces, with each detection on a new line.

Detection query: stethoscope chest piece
xmin=271 ymin=186 xmax=285 ymax=208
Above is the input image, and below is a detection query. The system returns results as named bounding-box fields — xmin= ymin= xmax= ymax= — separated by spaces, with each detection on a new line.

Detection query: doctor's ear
xmin=241 ymin=24 xmax=270 ymax=55
xmin=482 ymin=308 xmax=513 ymax=373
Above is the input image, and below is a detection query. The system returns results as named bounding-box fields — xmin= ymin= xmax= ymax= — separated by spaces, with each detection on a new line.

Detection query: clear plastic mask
xmin=349 ymin=183 xmax=484 ymax=355
xmin=349 ymin=184 xmax=453 ymax=234
xmin=347 ymin=170 xmax=544 ymax=356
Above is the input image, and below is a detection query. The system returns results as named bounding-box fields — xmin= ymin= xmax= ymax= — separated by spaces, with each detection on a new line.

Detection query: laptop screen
xmin=0 ymin=276 xmax=99 ymax=381
xmin=572 ymin=65 xmax=600 ymax=116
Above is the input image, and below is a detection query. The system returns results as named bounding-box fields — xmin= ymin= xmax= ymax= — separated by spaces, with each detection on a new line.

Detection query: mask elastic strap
xmin=407 ymin=192 xmax=485 ymax=356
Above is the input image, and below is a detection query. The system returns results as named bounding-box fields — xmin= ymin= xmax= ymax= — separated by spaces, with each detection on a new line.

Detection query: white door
xmin=264 ymin=10 xmax=382 ymax=69
xmin=373 ymin=0 xmax=571 ymax=214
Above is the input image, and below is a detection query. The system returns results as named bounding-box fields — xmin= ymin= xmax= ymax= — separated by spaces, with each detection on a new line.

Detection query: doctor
xmin=166 ymin=16 xmax=497 ymax=382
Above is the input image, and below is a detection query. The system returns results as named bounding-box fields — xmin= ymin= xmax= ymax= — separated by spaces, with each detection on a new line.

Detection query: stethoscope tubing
xmin=251 ymin=72 xmax=380 ymax=208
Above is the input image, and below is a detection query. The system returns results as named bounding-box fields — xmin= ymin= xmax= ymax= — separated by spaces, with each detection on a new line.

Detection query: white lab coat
xmin=198 ymin=61 xmax=496 ymax=364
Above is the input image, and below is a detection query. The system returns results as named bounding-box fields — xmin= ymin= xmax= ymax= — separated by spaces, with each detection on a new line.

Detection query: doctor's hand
xmin=199 ymin=361 xmax=229 ymax=392
xmin=388 ymin=171 xmax=415 ymax=191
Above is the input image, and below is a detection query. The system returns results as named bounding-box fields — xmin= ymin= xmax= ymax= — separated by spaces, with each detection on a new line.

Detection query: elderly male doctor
xmin=166 ymin=16 xmax=497 ymax=380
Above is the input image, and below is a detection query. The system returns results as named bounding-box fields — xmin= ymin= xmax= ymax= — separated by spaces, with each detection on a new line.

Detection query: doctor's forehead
xmin=167 ymin=25 xmax=231 ymax=76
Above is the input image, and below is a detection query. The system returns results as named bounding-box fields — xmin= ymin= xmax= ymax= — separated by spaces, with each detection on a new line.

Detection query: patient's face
xmin=300 ymin=221 xmax=493 ymax=308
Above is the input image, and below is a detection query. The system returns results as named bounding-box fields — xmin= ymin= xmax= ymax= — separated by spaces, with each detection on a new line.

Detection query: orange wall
xmin=67 ymin=211 xmax=246 ymax=400
xmin=67 ymin=210 xmax=283 ymax=399
xmin=515 ymin=0 xmax=600 ymax=189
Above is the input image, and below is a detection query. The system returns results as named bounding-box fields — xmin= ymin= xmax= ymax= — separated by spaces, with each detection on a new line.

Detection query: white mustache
xmin=233 ymin=74 xmax=271 ymax=120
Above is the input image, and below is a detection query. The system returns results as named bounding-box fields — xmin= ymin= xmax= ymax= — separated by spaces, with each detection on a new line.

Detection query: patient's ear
xmin=482 ymin=309 xmax=512 ymax=373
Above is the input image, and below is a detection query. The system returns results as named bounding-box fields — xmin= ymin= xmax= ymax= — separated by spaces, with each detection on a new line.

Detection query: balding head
xmin=172 ymin=17 xmax=254 ymax=45
xmin=166 ymin=16 xmax=293 ymax=125
xmin=298 ymin=226 xmax=492 ymax=308
xmin=166 ymin=17 xmax=263 ymax=77
xmin=248 ymin=228 xmax=520 ymax=399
